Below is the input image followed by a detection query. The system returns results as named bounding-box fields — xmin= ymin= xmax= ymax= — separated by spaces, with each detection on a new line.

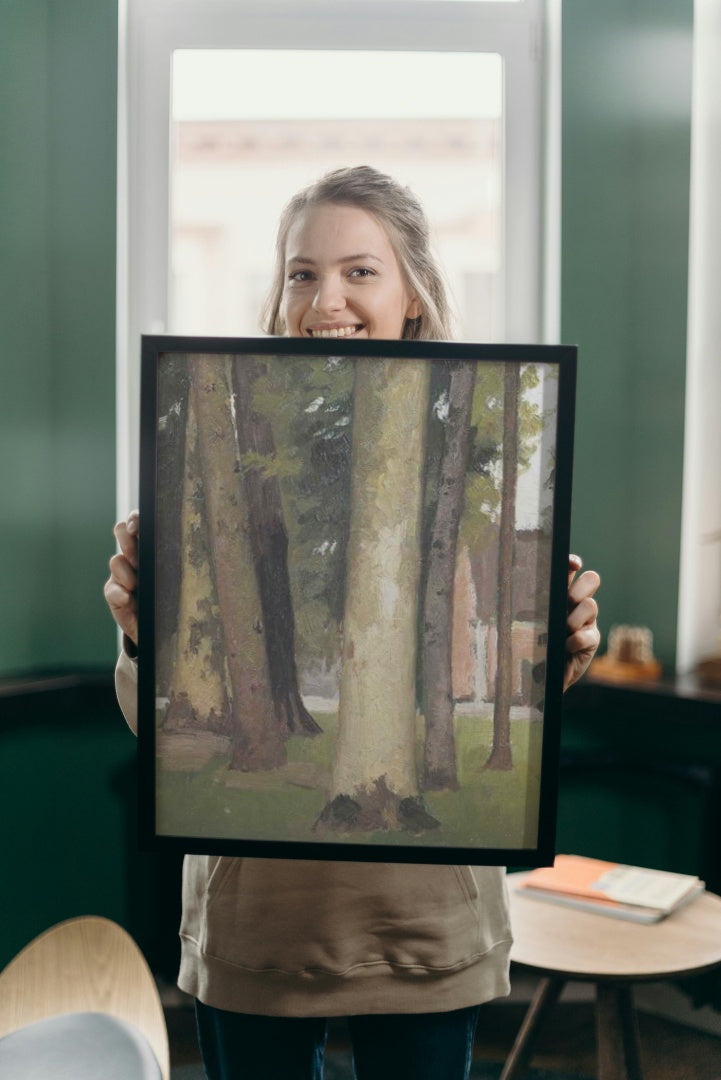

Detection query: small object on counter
xmin=590 ymin=623 xmax=662 ymax=682
xmin=696 ymin=653 xmax=721 ymax=689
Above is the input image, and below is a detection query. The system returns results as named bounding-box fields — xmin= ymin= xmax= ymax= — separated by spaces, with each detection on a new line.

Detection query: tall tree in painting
xmin=318 ymin=358 xmax=439 ymax=832
xmin=421 ymin=360 xmax=477 ymax=790
xmin=231 ymin=357 xmax=322 ymax=737
xmin=155 ymin=355 xmax=190 ymax=698
xmin=164 ymin=398 xmax=230 ymax=734
xmin=191 ymin=356 xmax=285 ymax=771
xmin=486 ymin=362 xmax=521 ymax=771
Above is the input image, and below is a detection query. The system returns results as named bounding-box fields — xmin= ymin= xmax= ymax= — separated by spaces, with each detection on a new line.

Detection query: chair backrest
xmin=0 ymin=915 xmax=170 ymax=1080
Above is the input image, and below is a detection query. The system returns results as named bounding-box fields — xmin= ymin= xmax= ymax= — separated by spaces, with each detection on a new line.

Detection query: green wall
xmin=562 ymin=0 xmax=693 ymax=670
xmin=0 ymin=0 xmax=118 ymax=675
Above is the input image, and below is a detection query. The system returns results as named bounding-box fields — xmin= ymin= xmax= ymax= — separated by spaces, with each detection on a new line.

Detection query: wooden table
xmin=503 ymin=873 xmax=721 ymax=1080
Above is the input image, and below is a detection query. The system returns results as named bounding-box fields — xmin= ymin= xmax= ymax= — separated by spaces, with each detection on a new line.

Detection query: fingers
xmin=109 ymin=548 xmax=137 ymax=589
xmin=567 ymin=567 xmax=601 ymax=643
xmin=568 ymin=567 xmax=601 ymax=610
xmin=113 ymin=510 xmax=139 ymax=568
xmin=565 ymin=623 xmax=601 ymax=659
xmin=105 ymin=511 xmax=140 ymax=645
xmin=564 ymin=557 xmax=601 ymax=690
xmin=566 ymin=591 xmax=599 ymax=636
xmin=103 ymin=575 xmax=138 ymax=643
xmin=567 ymin=553 xmax=583 ymax=589
xmin=563 ymin=619 xmax=601 ymax=690
xmin=103 ymin=574 xmax=136 ymax=618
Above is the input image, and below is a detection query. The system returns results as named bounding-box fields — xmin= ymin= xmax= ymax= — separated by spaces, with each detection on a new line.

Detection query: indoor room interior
xmin=1 ymin=1 xmax=720 ymax=1078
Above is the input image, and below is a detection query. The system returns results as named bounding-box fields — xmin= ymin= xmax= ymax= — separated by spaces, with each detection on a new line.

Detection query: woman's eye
xmin=288 ymin=269 xmax=313 ymax=283
xmin=349 ymin=267 xmax=374 ymax=279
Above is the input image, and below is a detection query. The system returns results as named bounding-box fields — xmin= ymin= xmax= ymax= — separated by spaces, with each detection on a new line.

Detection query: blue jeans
xmin=195 ymin=1000 xmax=481 ymax=1080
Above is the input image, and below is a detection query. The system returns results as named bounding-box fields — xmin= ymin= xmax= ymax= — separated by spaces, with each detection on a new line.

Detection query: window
xmin=118 ymin=0 xmax=556 ymax=510
xmin=169 ymin=49 xmax=503 ymax=339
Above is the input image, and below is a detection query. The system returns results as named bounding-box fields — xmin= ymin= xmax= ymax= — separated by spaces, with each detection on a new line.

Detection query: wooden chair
xmin=0 ymin=915 xmax=170 ymax=1079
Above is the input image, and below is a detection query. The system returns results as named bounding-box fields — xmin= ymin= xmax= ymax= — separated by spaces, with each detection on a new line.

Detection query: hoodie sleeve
xmin=115 ymin=645 xmax=139 ymax=736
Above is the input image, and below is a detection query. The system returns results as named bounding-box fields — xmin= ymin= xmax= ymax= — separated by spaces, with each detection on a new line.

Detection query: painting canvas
xmin=138 ymin=336 xmax=576 ymax=865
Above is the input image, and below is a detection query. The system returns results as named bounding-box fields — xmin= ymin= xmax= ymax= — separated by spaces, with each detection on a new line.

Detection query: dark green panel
xmin=556 ymin=771 xmax=707 ymax=877
xmin=0 ymin=684 xmax=183 ymax=977
xmin=0 ymin=0 xmax=118 ymax=674
xmin=562 ymin=0 xmax=693 ymax=669
xmin=0 ymin=2 xmax=55 ymax=670
xmin=559 ymin=682 xmax=721 ymax=889
xmin=47 ymin=0 xmax=118 ymax=667
xmin=0 ymin=687 xmax=133 ymax=966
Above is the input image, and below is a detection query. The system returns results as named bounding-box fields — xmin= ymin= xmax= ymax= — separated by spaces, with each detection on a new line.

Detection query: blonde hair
xmin=262 ymin=165 xmax=453 ymax=341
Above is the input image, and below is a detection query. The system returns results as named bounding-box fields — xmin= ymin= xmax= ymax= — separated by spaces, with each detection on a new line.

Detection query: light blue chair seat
xmin=0 ymin=1011 xmax=162 ymax=1079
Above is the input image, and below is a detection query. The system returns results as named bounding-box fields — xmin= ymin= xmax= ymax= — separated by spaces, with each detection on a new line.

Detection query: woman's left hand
xmin=564 ymin=554 xmax=601 ymax=691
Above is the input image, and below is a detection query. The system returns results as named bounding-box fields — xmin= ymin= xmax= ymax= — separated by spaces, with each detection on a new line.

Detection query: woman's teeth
xmin=310 ymin=325 xmax=360 ymax=338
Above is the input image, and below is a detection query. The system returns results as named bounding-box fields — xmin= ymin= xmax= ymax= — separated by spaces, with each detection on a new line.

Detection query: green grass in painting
xmin=158 ymin=758 xmax=327 ymax=844
xmin=156 ymin=710 xmax=543 ymax=850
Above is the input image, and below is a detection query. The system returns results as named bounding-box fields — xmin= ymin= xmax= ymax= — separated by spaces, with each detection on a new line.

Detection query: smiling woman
xmin=281 ymin=205 xmax=420 ymax=340
xmin=108 ymin=154 xmax=598 ymax=1080
xmin=263 ymin=167 xmax=452 ymax=342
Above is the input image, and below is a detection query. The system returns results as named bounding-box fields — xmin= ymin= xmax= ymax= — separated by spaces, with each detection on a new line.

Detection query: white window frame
xmin=677 ymin=0 xmax=721 ymax=674
xmin=117 ymin=0 xmax=558 ymax=512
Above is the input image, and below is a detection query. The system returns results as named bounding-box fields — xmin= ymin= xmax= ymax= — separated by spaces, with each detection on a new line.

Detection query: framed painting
xmin=138 ymin=336 xmax=576 ymax=865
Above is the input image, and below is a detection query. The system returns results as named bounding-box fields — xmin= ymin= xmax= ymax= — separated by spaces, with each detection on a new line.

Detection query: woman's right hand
xmin=104 ymin=510 xmax=139 ymax=646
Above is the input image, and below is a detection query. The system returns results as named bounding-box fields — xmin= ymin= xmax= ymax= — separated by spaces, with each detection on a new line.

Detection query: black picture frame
xmin=138 ymin=335 xmax=576 ymax=865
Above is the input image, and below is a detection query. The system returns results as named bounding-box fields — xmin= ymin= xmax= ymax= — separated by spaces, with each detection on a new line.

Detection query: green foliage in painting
xmin=458 ymin=362 xmax=544 ymax=548
xmin=244 ymin=355 xmax=546 ymax=672
xmin=248 ymin=355 xmax=354 ymax=670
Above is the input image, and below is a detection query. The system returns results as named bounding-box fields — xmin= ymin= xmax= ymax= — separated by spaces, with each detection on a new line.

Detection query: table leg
xmin=499 ymin=976 xmax=565 ymax=1080
xmin=596 ymin=982 xmax=643 ymax=1080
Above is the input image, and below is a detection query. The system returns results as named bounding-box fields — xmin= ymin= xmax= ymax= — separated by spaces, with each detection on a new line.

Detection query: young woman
xmin=106 ymin=166 xmax=601 ymax=1080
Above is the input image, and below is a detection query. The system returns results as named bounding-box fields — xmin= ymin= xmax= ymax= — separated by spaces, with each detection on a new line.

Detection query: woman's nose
xmin=312 ymin=274 xmax=345 ymax=314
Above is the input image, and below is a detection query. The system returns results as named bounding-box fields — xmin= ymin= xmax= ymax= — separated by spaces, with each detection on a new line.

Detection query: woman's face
xmin=280 ymin=203 xmax=421 ymax=340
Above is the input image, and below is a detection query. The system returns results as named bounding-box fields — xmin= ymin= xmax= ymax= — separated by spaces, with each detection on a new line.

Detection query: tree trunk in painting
xmin=191 ymin=355 xmax=285 ymax=771
xmin=231 ymin=358 xmax=321 ymax=737
xmin=164 ymin=398 xmax=231 ymax=734
xmin=452 ymin=544 xmax=477 ymax=703
xmin=486 ymin=362 xmax=520 ymax=771
xmin=155 ymin=355 xmax=189 ymax=697
xmin=318 ymin=358 xmax=439 ymax=833
xmin=422 ymin=361 xmax=476 ymax=791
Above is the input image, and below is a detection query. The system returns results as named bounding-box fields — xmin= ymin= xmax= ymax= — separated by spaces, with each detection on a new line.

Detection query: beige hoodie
xmin=116 ymin=651 xmax=512 ymax=1016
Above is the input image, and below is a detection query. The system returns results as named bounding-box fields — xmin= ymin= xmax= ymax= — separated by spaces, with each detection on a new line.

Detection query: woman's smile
xmin=306 ymin=323 xmax=364 ymax=339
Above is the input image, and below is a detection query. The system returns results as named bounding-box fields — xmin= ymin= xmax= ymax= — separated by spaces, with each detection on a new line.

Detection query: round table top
xmin=508 ymin=871 xmax=721 ymax=981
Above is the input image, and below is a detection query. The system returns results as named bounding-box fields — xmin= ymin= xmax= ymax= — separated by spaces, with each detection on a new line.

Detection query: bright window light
xmin=172 ymin=50 xmax=502 ymax=121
